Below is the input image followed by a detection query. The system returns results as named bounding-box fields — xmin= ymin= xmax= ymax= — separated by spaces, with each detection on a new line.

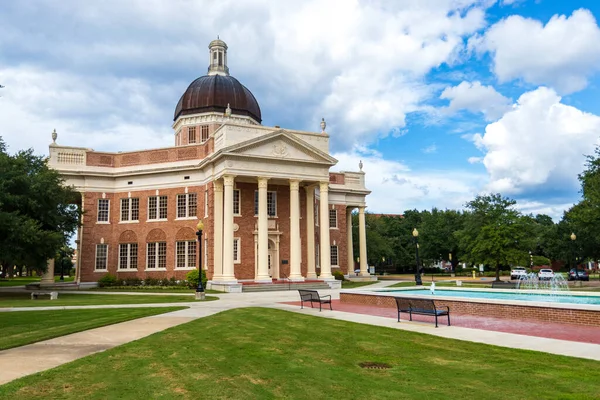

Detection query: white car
xmin=510 ymin=267 xmax=527 ymax=280
xmin=538 ymin=269 xmax=555 ymax=281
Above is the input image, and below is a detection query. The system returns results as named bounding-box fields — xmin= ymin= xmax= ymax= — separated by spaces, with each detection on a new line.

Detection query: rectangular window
xmin=330 ymin=245 xmax=339 ymax=266
xmin=177 ymin=193 xmax=197 ymax=218
xmin=316 ymin=243 xmax=320 ymax=268
xmin=95 ymin=244 xmax=108 ymax=270
xmin=176 ymin=240 xmax=196 ymax=269
xmin=97 ymin=199 xmax=109 ymax=222
xmin=254 ymin=191 xmax=277 ymax=217
xmin=233 ymin=189 xmax=240 ymax=215
xmin=204 ymin=189 xmax=208 ymax=218
xmin=329 ymin=209 xmax=337 ymax=228
xmin=148 ymin=196 xmax=168 ymax=220
xmin=120 ymin=198 xmax=139 ymax=222
xmin=201 ymin=125 xmax=209 ymax=142
xmin=233 ymin=238 xmax=240 ymax=263
xmin=119 ymin=243 xmax=138 ymax=269
xmin=188 ymin=127 xmax=197 ymax=144
xmin=147 ymin=242 xmax=167 ymax=269
xmin=315 ymin=201 xmax=319 ymax=226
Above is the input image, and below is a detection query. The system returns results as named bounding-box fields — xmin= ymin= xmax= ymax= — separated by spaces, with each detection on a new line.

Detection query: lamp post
xmin=529 ymin=250 xmax=533 ymax=270
xmin=412 ymin=228 xmax=423 ymax=286
xmin=60 ymin=260 xmax=64 ymax=281
xmin=570 ymin=232 xmax=577 ymax=281
xmin=195 ymin=221 xmax=205 ymax=300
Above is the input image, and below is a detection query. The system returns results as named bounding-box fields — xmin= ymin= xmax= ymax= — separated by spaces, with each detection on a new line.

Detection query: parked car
xmin=537 ymin=268 xmax=554 ymax=280
xmin=510 ymin=267 xmax=527 ymax=280
xmin=568 ymin=268 xmax=589 ymax=281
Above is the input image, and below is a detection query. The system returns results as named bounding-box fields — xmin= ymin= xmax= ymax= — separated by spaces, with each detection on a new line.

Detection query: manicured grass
xmin=90 ymin=287 xmax=223 ymax=294
xmin=0 ymin=292 xmax=218 ymax=308
xmin=341 ymin=281 xmax=378 ymax=289
xmin=0 ymin=307 xmax=185 ymax=350
xmin=1 ymin=308 xmax=598 ymax=399
xmin=0 ymin=276 xmax=75 ymax=287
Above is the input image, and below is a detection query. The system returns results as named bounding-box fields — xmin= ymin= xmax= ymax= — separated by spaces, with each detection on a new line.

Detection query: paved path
xmin=1 ymin=288 xmax=599 ymax=386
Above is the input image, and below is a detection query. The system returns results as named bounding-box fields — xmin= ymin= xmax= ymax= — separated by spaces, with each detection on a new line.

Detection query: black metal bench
xmin=298 ymin=289 xmax=332 ymax=311
xmin=394 ymin=297 xmax=450 ymax=328
xmin=491 ymin=281 xmax=516 ymax=289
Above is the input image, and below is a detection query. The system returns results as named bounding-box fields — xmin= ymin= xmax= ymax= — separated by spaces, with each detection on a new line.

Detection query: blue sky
xmin=2 ymin=0 xmax=600 ymax=219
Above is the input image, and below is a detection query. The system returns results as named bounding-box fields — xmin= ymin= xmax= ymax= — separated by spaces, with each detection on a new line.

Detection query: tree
xmin=456 ymin=194 xmax=533 ymax=281
xmin=0 ymin=138 xmax=80 ymax=275
xmin=419 ymin=208 xmax=465 ymax=273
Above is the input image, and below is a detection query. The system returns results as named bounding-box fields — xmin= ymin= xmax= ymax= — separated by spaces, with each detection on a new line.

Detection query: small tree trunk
xmin=495 ymin=262 xmax=501 ymax=281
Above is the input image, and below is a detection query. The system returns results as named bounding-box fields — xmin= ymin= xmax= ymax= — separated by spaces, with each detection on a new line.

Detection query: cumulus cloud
xmin=332 ymin=148 xmax=486 ymax=213
xmin=470 ymin=9 xmax=600 ymax=93
xmin=471 ymin=87 xmax=600 ymax=195
xmin=0 ymin=0 xmax=490 ymax=154
xmin=440 ymin=81 xmax=512 ymax=121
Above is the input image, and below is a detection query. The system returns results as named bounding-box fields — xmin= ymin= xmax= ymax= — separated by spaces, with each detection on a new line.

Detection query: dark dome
xmin=174 ymin=74 xmax=261 ymax=123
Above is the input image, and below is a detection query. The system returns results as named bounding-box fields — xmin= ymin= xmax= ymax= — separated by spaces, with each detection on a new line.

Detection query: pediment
xmin=222 ymin=131 xmax=337 ymax=165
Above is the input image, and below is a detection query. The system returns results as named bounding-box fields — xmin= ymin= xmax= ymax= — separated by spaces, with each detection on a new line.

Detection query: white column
xmin=359 ymin=206 xmax=368 ymax=276
xmin=346 ymin=208 xmax=354 ymax=276
xmin=40 ymin=259 xmax=55 ymax=286
xmin=212 ymin=180 xmax=224 ymax=281
xmin=256 ymin=177 xmax=271 ymax=282
xmin=289 ymin=179 xmax=304 ymax=281
xmin=222 ymin=175 xmax=236 ymax=282
xmin=305 ymin=185 xmax=317 ymax=279
xmin=319 ymin=181 xmax=333 ymax=280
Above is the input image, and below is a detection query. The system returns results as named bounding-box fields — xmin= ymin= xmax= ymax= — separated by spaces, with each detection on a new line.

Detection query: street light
xmin=571 ymin=232 xmax=577 ymax=281
xmin=529 ymin=250 xmax=533 ymax=270
xmin=412 ymin=228 xmax=423 ymax=286
xmin=195 ymin=220 xmax=205 ymax=300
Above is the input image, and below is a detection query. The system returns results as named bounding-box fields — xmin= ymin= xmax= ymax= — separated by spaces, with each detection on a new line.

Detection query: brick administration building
xmin=47 ymin=39 xmax=370 ymax=290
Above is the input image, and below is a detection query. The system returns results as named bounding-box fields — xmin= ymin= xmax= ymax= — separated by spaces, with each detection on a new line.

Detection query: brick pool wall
xmin=340 ymin=293 xmax=600 ymax=327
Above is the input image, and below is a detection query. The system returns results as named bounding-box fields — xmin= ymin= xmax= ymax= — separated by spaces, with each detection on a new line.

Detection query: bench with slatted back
xmin=394 ymin=297 xmax=450 ymax=328
xmin=298 ymin=289 xmax=332 ymax=311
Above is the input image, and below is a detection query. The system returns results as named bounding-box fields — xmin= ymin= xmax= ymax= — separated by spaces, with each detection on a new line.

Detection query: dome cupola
xmin=174 ymin=39 xmax=261 ymax=123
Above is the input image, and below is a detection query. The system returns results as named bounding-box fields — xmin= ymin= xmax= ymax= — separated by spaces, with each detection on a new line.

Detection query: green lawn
xmin=90 ymin=287 xmax=223 ymax=294
xmin=0 ymin=276 xmax=75 ymax=287
xmin=341 ymin=281 xmax=378 ymax=289
xmin=0 ymin=307 xmax=185 ymax=350
xmin=0 ymin=292 xmax=218 ymax=308
xmin=2 ymin=308 xmax=599 ymax=399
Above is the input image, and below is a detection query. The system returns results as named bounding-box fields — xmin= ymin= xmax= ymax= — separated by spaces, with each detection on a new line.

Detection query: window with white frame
xmin=188 ymin=126 xmax=197 ymax=144
xmin=148 ymin=196 xmax=168 ymax=220
xmin=177 ymin=193 xmax=197 ymax=218
xmin=147 ymin=242 xmax=167 ymax=269
xmin=120 ymin=198 xmax=139 ymax=222
xmin=254 ymin=191 xmax=277 ymax=217
xmin=176 ymin=241 xmax=196 ymax=269
xmin=119 ymin=243 xmax=138 ymax=269
xmin=330 ymin=245 xmax=339 ymax=266
xmin=233 ymin=238 xmax=240 ymax=263
xmin=233 ymin=189 xmax=240 ymax=215
xmin=97 ymin=199 xmax=109 ymax=222
xmin=329 ymin=209 xmax=337 ymax=228
xmin=201 ymin=125 xmax=209 ymax=142
xmin=95 ymin=244 xmax=108 ymax=270
xmin=315 ymin=201 xmax=319 ymax=226
xmin=316 ymin=243 xmax=320 ymax=267
xmin=204 ymin=190 xmax=208 ymax=217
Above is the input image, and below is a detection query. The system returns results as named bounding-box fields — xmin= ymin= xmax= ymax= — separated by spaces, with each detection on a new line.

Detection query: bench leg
xmin=409 ymin=311 xmax=412 ymax=321
xmin=329 ymin=301 xmax=332 ymax=311
xmin=300 ymin=300 xmax=304 ymax=309
xmin=397 ymin=311 xmax=400 ymax=322
xmin=319 ymin=301 xmax=322 ymax=312
xmin=435 ymin=314 xmax=438 ymax=328
xmin=447 ymin=313 xmax=451 ymax=326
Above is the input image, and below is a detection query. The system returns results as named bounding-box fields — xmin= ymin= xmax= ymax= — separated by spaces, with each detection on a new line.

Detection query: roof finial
xmin=51 ymin=129 xmax=57 ymax=144
xmin=320 ymin=118 xmax=326 ymax=134
xmin=225 ymin=103 xmax=232 ymax=117
xmin=359 ymin=160 xmax=363 ymax=171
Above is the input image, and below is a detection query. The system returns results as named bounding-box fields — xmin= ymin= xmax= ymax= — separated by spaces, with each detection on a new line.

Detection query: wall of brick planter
xmin=340 ymin=292 xmax=600 ymax=327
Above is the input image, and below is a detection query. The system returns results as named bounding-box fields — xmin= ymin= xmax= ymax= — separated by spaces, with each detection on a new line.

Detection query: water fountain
xmin=516 ymin=272 xmax=570 ymax=298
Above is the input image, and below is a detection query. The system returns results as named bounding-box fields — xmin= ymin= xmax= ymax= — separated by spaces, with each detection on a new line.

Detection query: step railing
xmin=280 ymin=271 xmax=291 ymax=290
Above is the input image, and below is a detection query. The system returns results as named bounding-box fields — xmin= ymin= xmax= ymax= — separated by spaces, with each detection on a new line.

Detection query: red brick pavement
xmin=283 ymin=299 xmax=600 ymax=345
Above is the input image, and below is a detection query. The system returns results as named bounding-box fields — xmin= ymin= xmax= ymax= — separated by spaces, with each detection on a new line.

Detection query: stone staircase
xmin=241 ymin=282 xmax=332 ymax=293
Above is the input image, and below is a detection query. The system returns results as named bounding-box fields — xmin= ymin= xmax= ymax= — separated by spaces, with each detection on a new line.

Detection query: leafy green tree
xmin=419 ymin=208 xmax=465 ymax=272
xmin=456 ymin=194 xmax=534 ymax=281
xmin=55 ymin=246 xmax=75 ymax=278
xmin=0 ymin=138 xmax=80 ymax=274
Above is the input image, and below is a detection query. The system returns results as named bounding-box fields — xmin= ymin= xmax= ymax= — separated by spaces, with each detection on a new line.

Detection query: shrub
xmin=186 ymin=269 xmax=207 ymax=289
xmin=332 ymin=270 xmax=345 ymax=281
xmin=98 ymin=273 xmax=118 ymax=287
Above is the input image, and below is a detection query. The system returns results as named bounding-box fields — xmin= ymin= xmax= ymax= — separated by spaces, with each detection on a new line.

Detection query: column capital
xmin=213 ymin=179 xmax=224 ymax=192
xmin=289 ymin=179 xmax=300 ymax=191
xmin=358 ymin=206 xmax=366 ymax=214
xmin=319 ymin=181 xmax=329 ymax=192
xmin=223 ymin=175 xmax=235 ymax=186
xmin=257 ymin=176 xmax=269 ymax=189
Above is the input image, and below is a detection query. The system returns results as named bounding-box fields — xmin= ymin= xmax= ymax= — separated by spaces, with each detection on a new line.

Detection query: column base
xmin=320 ymin=274 xmax=335 ymax=281
xmin=254 ymin=278 xmax=273 ymax=283
xmin=306 ymin=273 xmax=318 ymax=279
xmin=288 ymin=276 xmax=305 ymax=282
xmin=195 ymin=292 xmax=206 ymax=300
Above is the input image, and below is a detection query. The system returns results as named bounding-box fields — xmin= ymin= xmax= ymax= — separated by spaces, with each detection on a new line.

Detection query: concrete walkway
xmin=1 ymin=288 xmax=599 ymax=386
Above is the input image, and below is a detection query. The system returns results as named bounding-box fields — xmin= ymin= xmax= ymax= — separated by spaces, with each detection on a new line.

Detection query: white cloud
xmin=470 ymin=9 xmax=600 ymax=94
xmin=422 ymin=144 xmax=438 ymax=154
xmin=440 ymin=81 xmax=511 ymax=121
xmin=472 ymin=86 xmax=600 ymax=195
xmin=332 ymin=148 xmax=486 ymax=213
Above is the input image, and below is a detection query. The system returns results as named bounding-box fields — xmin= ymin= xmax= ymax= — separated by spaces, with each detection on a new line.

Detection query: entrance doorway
xmin=268 ymin=239 xmax=278 ymax=279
